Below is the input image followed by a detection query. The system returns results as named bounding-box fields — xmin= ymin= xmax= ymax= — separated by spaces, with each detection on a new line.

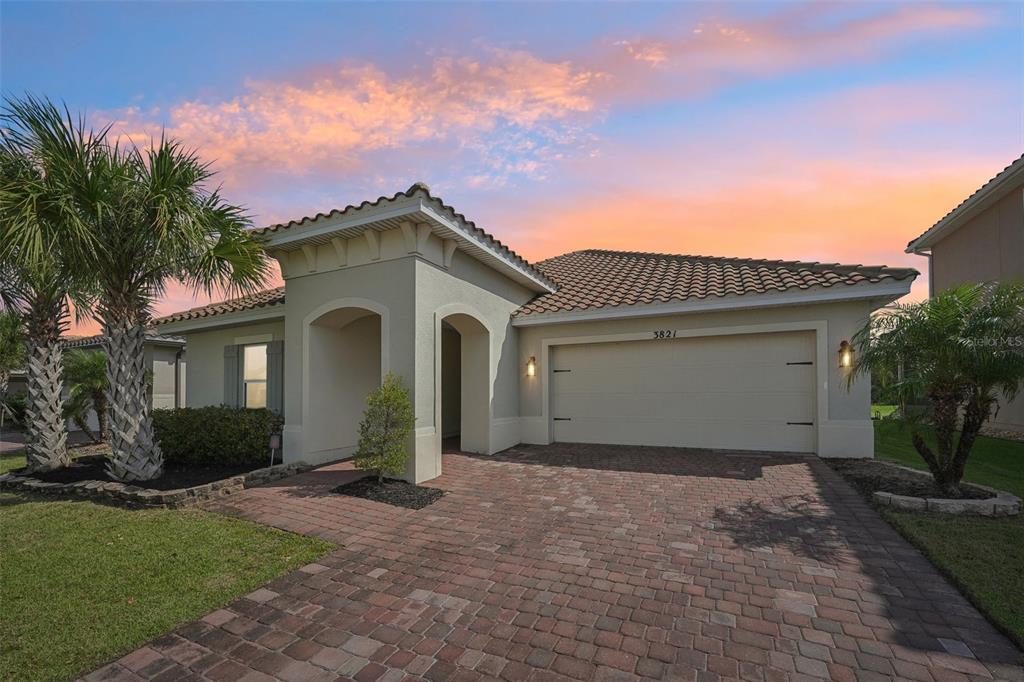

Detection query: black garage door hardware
xmin=786 ymin=421 xmax=814 ymax=426
xmin=786 ymin=361 xmax=813 ymax=366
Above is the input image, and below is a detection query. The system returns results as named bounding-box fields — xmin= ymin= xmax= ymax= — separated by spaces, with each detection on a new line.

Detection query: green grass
xmin=0 ymin=451 xmax=25 ymax=474
xmin=871 ymin=418 xmax=1024 ymax=650
xmin=882 ymin=510 xmax=1024 ymax=648
xmin=0 ymin=493 xmax=332 ymax=682
xmin=871 ymin=404 xmax=898 ymax=419
xmin=874 ymin=419 xmax=1024 ymax=498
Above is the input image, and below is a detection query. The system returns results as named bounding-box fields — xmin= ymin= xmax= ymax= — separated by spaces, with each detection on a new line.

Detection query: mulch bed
xmin=827 ymin=459 xmax=994 ymax=500
xmin=333 ymin=476 xmax=444 ymax=510
xmin=22 ymin=457 xmax=260 ymax=491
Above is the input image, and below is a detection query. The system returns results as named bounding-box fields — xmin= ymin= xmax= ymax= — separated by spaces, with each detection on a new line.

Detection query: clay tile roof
xmin=153 ymin=287 xmax=285 ymax=325
xmin=907 ymin=153 xmax=1024 ymax=252
xmin=63 ymin=331 xmax=185 ymax=349
xmin=253 ymin=183 xmax=551 ymax=290
xmin=514 ymin=249 xmax=918 ymax=317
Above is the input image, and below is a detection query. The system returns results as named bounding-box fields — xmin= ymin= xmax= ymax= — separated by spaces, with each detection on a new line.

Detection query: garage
xmin=549 ymin=330 xmax=817 ymax=453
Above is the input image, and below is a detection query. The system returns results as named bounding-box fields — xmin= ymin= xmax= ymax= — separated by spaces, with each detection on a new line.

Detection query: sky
xmin=3 ymin=1 xmax=1022 ymax=335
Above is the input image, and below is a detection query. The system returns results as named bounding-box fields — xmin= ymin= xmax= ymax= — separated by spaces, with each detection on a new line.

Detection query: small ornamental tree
xmin=849 ymin=282 xmax=1024 ymax=497
xmin=354 ymin=373 xmax=415 ymax=484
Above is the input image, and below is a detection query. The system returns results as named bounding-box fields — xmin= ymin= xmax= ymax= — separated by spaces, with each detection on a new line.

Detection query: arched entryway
xmin=304 ymin=303 xmax=386 ymax=460
xmin=440 ymin=312 xmax=490 ymax=454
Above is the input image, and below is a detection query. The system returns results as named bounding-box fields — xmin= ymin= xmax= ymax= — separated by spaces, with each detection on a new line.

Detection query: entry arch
xmin=434 ymin=303 xmax=492 ymax=455
xmin=302 ymin=298 xmax=391 ymax=460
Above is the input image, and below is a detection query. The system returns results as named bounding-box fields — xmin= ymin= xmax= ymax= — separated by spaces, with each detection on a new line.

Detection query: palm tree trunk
xmin=94 ymin=391 xmax=109 ymax=442
xmin=72 ymin=413 xmax=102 ymax=444
xmin=24 ymin=339 xmax=70 ymax=472
xmin=104 ymin=323 xmax=163 ymax=481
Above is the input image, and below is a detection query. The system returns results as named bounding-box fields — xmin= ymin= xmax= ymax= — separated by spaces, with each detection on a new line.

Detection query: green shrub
xmin=152 ymin=406 xmax=283 ymax=468
xmin=4 ymin=393 xmax=27 ymax=426
xmin=354 ymin=373 xmax=415 ymax=483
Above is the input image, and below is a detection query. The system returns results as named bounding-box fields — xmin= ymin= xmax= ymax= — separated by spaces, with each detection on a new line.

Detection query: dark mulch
xmin=332 ymin=476 xmax=444 ymax=510
xmin=19 ymin=456 xmax=259 ymax=491
xmin=827 ymin=458 xmax=994 ymax=500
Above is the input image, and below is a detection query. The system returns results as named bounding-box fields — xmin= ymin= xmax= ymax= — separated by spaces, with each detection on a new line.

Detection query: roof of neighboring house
xmin=906 ymin=154 xmax=1024 ymax=253
xmin=254 ymin=183 xmax=553 ymax=291
xmin=153 ymin=287 xmax=285 ymax=325
xmin=63 ymin=331 xmax=185 ymax=349
xmin=513 ymin=249 xmax=919 ymax=317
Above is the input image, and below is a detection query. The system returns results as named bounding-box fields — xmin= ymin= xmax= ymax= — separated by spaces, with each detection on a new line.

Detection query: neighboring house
xmin=8 ymin=332 xmax=186 ymax=432
xmin=906 ymin=154 xmax=1024 ymax=435
xmin=155 ymin=183 xmax=917 ymax=482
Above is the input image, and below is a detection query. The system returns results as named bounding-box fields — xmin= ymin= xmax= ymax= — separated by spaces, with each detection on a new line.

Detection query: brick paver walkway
xmin=87 ymin=445 xmax=1023 ymax=681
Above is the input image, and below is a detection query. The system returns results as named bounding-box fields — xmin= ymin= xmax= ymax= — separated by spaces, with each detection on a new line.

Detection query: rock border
xmin=0 ymin=460 xmax=312 ymax=509
xmin=869 ymin=462 xmax=1020 ymax=516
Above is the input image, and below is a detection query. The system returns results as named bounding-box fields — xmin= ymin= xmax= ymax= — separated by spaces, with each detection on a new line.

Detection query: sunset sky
xmin=4 ymin=1 xmax=1022 ymax=334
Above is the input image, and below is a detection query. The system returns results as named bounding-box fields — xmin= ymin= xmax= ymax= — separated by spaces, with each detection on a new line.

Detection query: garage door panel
xmin=553 ymin=391 xmax=813 ymax=421
xmin=550 ymin=331 xmax=816 ymax=453
xmin=554 ymin=364 xmax=814 ymax=393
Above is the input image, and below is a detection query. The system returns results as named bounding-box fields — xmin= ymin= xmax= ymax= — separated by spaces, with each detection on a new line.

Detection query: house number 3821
xmin=652 ymin=330 xmax=677 ymax=339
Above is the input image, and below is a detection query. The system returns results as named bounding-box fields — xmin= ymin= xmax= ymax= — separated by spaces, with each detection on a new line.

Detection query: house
xmin=7 ymin=332 xmax=187 ymax=432
xmin=906 ymin=154 xmax=1024 ymax=435
xmin=154 ymin=184 xmax=917 ymax=482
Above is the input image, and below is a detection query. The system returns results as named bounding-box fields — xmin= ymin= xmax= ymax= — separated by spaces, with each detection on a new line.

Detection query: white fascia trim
xmin=154 ymin=306 xmax=285 ymax=335
xmin=262 ymin=193 xmax=555 ymax=294
xmin=417 ymin=201 xmax=556 ymax=294
xmin=512 ymin=280 xmax=914 ymax=327
xmin=265 ymin=196 xmax=421 ymax=249
xmin=906 ymin=161 xmax=1024 ymax=253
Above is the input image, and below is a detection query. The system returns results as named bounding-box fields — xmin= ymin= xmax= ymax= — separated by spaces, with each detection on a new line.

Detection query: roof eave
xmin=906 ymin=156 xmax=1024 ymax=254
xmin=259 ymin=191 xmax=556 ymax=294
xmin=154 ymin=305 xmax=286 ymax=335
xmin=512 ymin=278 xmax=915 ymax=327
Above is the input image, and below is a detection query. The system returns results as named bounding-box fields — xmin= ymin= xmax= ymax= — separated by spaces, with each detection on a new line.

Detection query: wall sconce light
xmin=526 ymin=356 xmax=537 ymax=377
xmin=839 ymin=340 xmax=854 ymax=369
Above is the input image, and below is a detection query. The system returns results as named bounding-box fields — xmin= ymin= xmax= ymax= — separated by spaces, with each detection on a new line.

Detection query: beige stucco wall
xmin=517 ymin=298 xmax=881 ymax=457
xmin=931 ymin=189 xmax=1023 ymax=293
xmin=275 ymin=225 xmax=534 ymax=481
xmin=182 ymin=320 xmax=285 ymax=407
xmin=929 ymin=188 xmax=1024 ymax=432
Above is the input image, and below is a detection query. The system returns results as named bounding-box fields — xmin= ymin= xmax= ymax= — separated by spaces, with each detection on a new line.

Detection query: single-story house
xmin=154 ymin=183 xmax=917 ymax=482
xmin=7 ymin=332 xmax=186 ymax=432
xmin=906 ymin=154 xmax=1024 ymax=435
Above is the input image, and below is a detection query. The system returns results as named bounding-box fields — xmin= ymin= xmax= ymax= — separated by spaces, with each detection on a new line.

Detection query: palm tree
xmin=0 ymin=97 xmax=99 ymax=472
xmin=80 ymin=132 xmax=269 ymax=482
xmin=850 ymin=282 xmax=1024 ymax=496
xmin=63 ymin=348 xmax=109 ymax=443
xmin=0 ymin=310 xmax=26 ymax=429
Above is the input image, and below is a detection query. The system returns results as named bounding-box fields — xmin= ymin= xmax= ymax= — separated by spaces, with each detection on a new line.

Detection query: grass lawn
xmin=0 ymin=493 xmax=332 ymax=682
xmin=872 ymin=417 xmax=1024 ymax=649
xmin=0 ymin=451 xmax=24 ymax=474
xmin=874 ymin=418 xmax=1024 ymax=498
xmin=882 ymin=509 xmax=1024 ymax=648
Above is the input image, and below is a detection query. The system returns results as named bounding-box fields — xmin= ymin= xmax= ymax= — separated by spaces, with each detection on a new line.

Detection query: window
xmin=243 ymin=343 xmax=268 ymax=408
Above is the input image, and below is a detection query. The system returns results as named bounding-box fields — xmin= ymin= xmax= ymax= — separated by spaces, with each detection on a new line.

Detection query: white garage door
xmin=550 ymin=330 xmax=817 ymax=453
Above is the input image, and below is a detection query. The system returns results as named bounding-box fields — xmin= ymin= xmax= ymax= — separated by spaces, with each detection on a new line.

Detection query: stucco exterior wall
xmin=517 ymin=298 xmax=880 ymax=457
xmin=929 ymin=188 xmax=1024 ymax=432
xmin=930 ymin=189 xmax=1023 ymax=293
xmin=182 ymin=320 xmax=285 ymax=407
xmin=413 ymin=253 xmax=534 ymax=468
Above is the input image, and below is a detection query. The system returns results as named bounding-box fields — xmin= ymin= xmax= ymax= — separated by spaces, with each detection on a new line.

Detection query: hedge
xmin=152 ymin=406 xmax=283 ymax=468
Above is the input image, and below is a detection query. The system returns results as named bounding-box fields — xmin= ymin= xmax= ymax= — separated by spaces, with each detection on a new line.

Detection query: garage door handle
xmin=786 ymin=361 xmax=813 ymax=366
xmin=553 ymin=369 xmax=572 ymax=373
xmin=553 ymin=417 xmax=572 ymax=421
xmin=787 ymin=421 xmax=814 ymax=426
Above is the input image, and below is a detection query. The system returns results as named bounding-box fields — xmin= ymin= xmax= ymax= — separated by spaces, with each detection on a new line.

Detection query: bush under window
xmin=152 ymin=406 xmax=283 ymax=468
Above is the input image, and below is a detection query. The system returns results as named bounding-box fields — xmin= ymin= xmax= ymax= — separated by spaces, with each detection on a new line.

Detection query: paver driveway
xmin=88 ymin=445 xmax=1023 ymax=682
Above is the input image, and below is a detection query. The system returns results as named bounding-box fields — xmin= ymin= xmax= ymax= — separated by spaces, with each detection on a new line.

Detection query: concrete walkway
xmin=87 ymin=444 xmax=1023 ymax=681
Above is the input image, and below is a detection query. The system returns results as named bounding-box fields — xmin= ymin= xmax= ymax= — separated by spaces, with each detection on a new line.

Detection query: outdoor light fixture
xmin=269 ymin=432 xmax=282 ymax=466
xmin=527 ymin=356 xmax=537 ymax=377
xmin=839 ymin=340 xmax=854 ymax=369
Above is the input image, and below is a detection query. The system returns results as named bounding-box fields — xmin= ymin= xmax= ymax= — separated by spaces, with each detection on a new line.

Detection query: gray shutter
xmin=267 ymin=340 xmax=284 ymax=415
xmin=223 ymin=345 xmax=240 ymax=407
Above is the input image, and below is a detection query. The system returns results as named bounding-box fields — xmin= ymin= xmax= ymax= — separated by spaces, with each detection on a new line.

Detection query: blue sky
xmin=4 ymin=1 xmax=1022 ymax=327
